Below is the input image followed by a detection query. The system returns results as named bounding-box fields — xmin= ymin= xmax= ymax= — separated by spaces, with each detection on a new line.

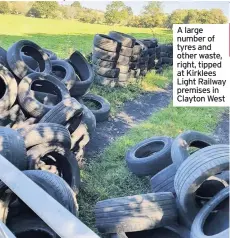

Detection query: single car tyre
xmin=120 ymin=46 xmax=133 ymax=57
xmin=51 ymin=60 xmax=76 ymax=90
xmin=0 ymin=127 xmax=27 ymax=170
xmin=39 ymin=97 xmax=83 ymax=125
xmin=171 ymin=130 xmax=217 ymax=169
xmin=93 ymin=65 xmax=120 ymax=78
xmin=18 ymin=73 xmax=70 ymax=118
xmin=191 ymin=186 xmax=229 ymax=238
xmin=150 ymin=164 xmax=177 ymax=194
xmin=95 ymin=192 xmax=177 ymax=234
xmin=92 ymin=55 xmax=116 ymax=68
xmin=68 ymin=50 xmax=94 ymax=97
xmin=94 ymin=74 xmax=117 ymax=87
xmin=0 ymin=65 xmax=18 ymax=112
xmin=82 ymin=93 xmax=110 ymax=122
xmin=17 ymin=123 xmax=71 ymax=149
xmin=174 ymin=144 xmax=229 ymax=222
xmin=109 ymin=31 xmax=136 ymax=48
xmin=27 ymin=143 xmax=81 ymax=194
xmin=117 ymin=55 xmax=130 ymax=65
xmin=94 ymin=34 xmax=121 ymax=52
xmin=93 ymin=47 xmax=119 ymax=61
xmin=7 ymin=40 xmax=52 ymax=80
xmin=125 ymin=136 xmax=173 ymax=176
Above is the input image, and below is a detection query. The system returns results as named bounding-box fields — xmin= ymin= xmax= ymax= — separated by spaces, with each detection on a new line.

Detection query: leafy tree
xmin=105 ymin=1 xmax=133 ymax=25
xmin=208 ymin=9 xmax=227 ymax=24
xmin=141 ymin=1 xmax=167 ymax=28
xmin=167 ymin=9 xmax=188 ymax=28
xmin=9 ymin=2 xmax=32 ymax=15
xmin=71 ymin=1 xmax=81 ymax=8
xmin=0 ymin=2 xmax=10 ymax=14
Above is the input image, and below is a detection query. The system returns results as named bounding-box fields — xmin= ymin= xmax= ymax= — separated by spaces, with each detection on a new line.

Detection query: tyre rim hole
xmin=52 ymin=65 xmax=66 ymax=79
xmin=135 ymin=141 xmax=165 ymax=158
xmin=83 ymin=99 xmax=101 ymax=110
xmin=0 ymin=76 xmax=6 ymax=99
xmin=31 ymin=80 xmax=62 ymax=105
xmin=17 ymin=231 xmax=54 ymax=238
xmin=21 ymin=46 xmax=45 ymax=72
xmin=203 ymin=197 xmax=229 ymax=236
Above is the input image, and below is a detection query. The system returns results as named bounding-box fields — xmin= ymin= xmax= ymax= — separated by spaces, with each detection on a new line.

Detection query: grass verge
xmin=78 ymin=105 xmax=226 ymax=231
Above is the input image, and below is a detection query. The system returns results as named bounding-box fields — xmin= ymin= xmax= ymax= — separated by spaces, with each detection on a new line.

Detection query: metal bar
xmin=0 ymin=154 xmax=99 ymax=238
xmin=0 ymin=221 xmax=16 ymax=238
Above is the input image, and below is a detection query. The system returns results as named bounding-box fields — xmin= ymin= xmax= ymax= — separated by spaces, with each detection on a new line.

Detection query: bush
xmin=0 ymin=2 xmax=10 ymax=14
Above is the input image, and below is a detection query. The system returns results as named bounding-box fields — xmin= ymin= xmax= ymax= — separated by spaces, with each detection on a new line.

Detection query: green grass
xmin=1 ymin=14 xmax=173 ymax=114
xmin=78 ymin=105 xmax=226 ymax=232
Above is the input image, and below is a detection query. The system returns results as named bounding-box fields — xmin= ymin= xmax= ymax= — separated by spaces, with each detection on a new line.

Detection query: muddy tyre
xmin=109 ymin=31 xmax=136 ymax=48
xmin=94 ymin=34 xmax=121 ymax=52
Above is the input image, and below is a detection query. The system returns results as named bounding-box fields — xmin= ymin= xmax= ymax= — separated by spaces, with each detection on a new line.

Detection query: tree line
xmin=0 ymin=1 xmax=227 ymax=28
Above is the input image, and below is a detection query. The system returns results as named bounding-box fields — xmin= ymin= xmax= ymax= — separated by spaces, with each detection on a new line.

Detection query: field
xmin=1 ymin=14 xmax=227 ymax=235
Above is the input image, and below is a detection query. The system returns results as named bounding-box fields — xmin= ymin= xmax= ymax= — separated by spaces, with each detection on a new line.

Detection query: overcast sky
xmin=65 ymin=1 xmax=229 ymax=17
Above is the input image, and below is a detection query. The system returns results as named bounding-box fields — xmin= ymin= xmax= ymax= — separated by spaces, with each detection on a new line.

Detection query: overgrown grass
xmin=78 ymin=105 xmax=225 ymax=232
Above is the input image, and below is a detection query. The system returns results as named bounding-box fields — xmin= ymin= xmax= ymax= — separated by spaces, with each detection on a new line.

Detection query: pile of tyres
xmin=92 ymin=31 xmax=174 ymax=87
xmin=0 ymin=40 xmax=111 ymax=236
xmin=94 ymin=130 xmax=229 ymax=237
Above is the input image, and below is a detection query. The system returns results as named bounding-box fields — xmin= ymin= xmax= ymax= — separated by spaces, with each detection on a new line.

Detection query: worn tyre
xmin=95 ymin=192 xmax=177 ymax=234
xmin=92 ymin=55 xmax=116 ymax=68
xmin=27 ymin=143 xmax=81 ymax=194
xmin=18 ymin=123 xmax=71 ymax=149
xmin=7 ymin=40 xmax=52 ymax=79
xmin=94 ymin=74 xmax=117 ymax=87
xmin=18 ymin=73 xmax=70 ymax=118
xmin=119 ymin=72 xmax=130 ymax=82
xmin=116 ymin=64 xmax=129 ymax=74
xmin=33 ymin=91 xmax=58 ymax=106
xmin=94 ymin=34 xmax=121 ymax=52
xmin=68 ymin=50 xmax=94 ymax=97
xmin=171 ymin=130 xmax=217 ymax=169
xmin=150 ymin=164 xmax=177 ymax=194
xmin=82 ymin=93 xmax=110 ymax=122
xmin=0 ymin=127 xmax=27 ymax=170
xmin=191 ymin=186 xmax=229 ymax=238
xmin=43 ymin=48 xmax=58 ymax=60
xmin=51 ymin=60 xmax=76 ymax=90
xmin=117 ymin=55 xmax=130 ymax=65
xmin=109 ymin=31 xmax=136 ymax=48
xmin=126 ymin=136 xmax=173 ymax=176
xmin=174 ymin=144 xmax=229 ymax=222
xmin=93 ymin=65 xmax=120 ymax=78
xmin=0 ymin=47 xmax=8 ymax=68
xmin=93 ymin=47 xmax=119 ymax=61
xmin=120 ymin=46 xmax=133 ymax=57
xmin=39 ymin=97 xmax=83 ymax=125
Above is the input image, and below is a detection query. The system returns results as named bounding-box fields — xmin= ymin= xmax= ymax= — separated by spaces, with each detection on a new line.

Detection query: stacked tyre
xmin=155 ymin=43 xmax=173 ymax=71
xmin=94 ymin=130 xmax=229 ymax=237
xmin=92 ymin=34 xmax=121 ymax=87
xmin=108 ymin=31 xmax=136 ymax=86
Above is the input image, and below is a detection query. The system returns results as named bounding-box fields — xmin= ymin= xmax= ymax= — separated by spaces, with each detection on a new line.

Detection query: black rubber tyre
xmin=148 ymin=48 xmax=156 ymax=55
xmin=160 ymin=52 xmax=168 ymax=57
xmin=51 ymin=60 xmax=76 ymax=90
xmin=33 ymin=91 xmax=58 ymax=106
xmin=95 ymin=192 xmax=177 ymax=234
xmin=68 ymin=50 xmax=94 ymax=97
xmin=7 ymin=40 xmax=52 ymax=80
xmin=93 ymin=47 xmax=119 ymax=61
xmin=119 ymin=72 xmax=130 ymax=82
xmin=174 ymin=144 xmax=229 ymax=222
xmin=171 ymin=130 xmax=217 ymax=169
xmin=94 ymin=34 xmax=121 ymax=52
xmin=21 ymin=54 xmax=39 ymax=71
xmin=82 ymin=93 xmax=110 ymax=122
xmin=27 ymin=143 xmax=81 ymax=194
xmin=0 ymin=65 xmax=18 ymax=112
xmin=0 ymin=127 xmax=27 ymax=170
xmin=110 ymin=224 xmax=190 ymax=238
xmin=116 ymin=64 xmax=129 ymax=74
xmin=92 ymin=55 xmax=116 ymax=68
xmin=129 ymin=61 xmax=138 ymax=70
xmin=150 ymin=164 xmax=177 ymax=194
xmin=93 ymin=64 xmax=120 ymax=78
xmin=130 ymin=54 xmax=140 ymax=62
xmin=7 ymin=215 xmax=57 ymax=238
xmin=117 ymin=55 xmax=130 ymax=65
xmin=0 ymin=104 xmax=21 ymax=127
xmin=191 ymin=186 xmax=229 ymax=238
xmin=18 ymin=73 xmax=70 ymax=118
xmin=43 ymin=48 xmax=58 ymax=60
xmin=139 ymin=55 xmax=149 ymax=64
xmin=94 ymin=74 xmax=117 ymax=87
xmin=132 ymin=40 xmax=146 ymax=55
xmin=0 ymin=47 xmax=9 ymax=68
xmin=141 ymin=39 xmax=158 ymax=48
xmin=120 ymin=46 xmax=133 ymax=57
xmin=18 ymin=123 xmax=71 ymax=149
xmin=162 ymin=57 xmax=173 ymax=65
xmin=125 ymin=136 xmax=173 ymax=176
xmin=109 ymin=31 xmax=136 ymax=48
xmin=39 ymin=97 xmax=83 ymax=125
